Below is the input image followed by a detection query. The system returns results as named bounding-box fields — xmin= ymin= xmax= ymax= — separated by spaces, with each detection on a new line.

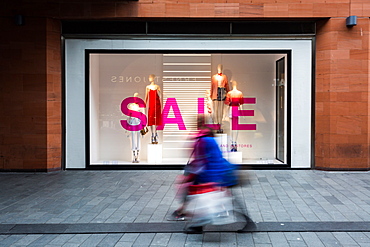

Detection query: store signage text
xmin=120 ymin=97 xmax=257 ymax=131
xmin=220 ymin=144 xmax=253 ymax=149
xmin=111 ymin=76 xmax=204 ymax=84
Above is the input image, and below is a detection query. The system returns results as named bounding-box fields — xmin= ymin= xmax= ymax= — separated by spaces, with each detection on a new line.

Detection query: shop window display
xmin=88 ymin=52 xmax=288 ymax=165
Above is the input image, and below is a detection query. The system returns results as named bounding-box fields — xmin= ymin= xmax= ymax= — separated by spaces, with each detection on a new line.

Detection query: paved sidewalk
xmin=0 ymin=170 xmax=370 ymax=246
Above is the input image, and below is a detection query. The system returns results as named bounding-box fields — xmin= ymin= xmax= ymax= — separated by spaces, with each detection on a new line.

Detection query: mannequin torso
xmin=225 ymin=88 xmax=244 ymax=106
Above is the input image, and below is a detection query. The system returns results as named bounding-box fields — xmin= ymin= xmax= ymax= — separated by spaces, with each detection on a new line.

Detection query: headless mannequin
xmin=211 ymin=64 xmax=229 ymax=133
xmin=205 ymin=89 xmax=213 ymax=124
xmin=145 ymin=74 xmax=162 ymax=144
xmin=225 ymin=81 xmax=244 ymax=152
xmin=128 ymin=93 xmax=142 ymax=162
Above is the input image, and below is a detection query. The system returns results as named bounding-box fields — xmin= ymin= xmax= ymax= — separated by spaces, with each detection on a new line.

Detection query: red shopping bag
xmin=188 ymin=182 xmax=219 ymax=195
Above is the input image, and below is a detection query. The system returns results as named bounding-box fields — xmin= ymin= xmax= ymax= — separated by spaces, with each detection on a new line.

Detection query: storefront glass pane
xmin=88 ymin=52 xmax=288 ymax=165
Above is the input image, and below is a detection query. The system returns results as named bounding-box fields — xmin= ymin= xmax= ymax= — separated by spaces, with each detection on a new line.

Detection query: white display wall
xmin=65 ymin=39 xmax=312 ymax=169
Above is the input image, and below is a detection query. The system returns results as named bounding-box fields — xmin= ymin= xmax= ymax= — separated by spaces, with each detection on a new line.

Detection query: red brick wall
xmin=316 ymin=18 xmax=370 ymax=170
xmin=1 ymin=1 xmax=369 ymax=19
xmin=1 ymin=0 xmax=370 ymax=170
xmin=46 ymin=18 xmax=62 ymax=171
xmin=0 ymin=17 xmax=48 ymax=171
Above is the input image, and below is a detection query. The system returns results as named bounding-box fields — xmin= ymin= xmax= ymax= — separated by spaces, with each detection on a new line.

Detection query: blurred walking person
xmin=183 ymin=113 xmax=248 ymax=233
xmin=169 ymin=115 xmax=254 ymax=233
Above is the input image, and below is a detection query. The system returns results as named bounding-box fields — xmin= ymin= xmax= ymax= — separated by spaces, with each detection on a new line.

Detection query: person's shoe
xmin=185 ymin=226 xmax=203 ymax=234
xmin=167 ymin=210 xmax=186 ymax=221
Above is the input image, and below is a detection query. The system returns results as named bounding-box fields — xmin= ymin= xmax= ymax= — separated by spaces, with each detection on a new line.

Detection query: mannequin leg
xmin=131 ymin=132 xmax=135 ymax=162
xmin=150 ymin=125 xmax=158 ymax=144
xmin=216 ymin=101 xmax=224 ymax=132
xmin=212 ymin=101 xmax=225 ymax=132
xmin=150 ymin=125 xmax=155 ymax=143
xmin=230 ymin=122 xmax=234 ymax=151
xmin=131 ymin=131 xmax=140 ymax=162
xmin=212 ymin=101 xmax=219 ymax=124
xmin=231 ymin=130 xmax=239 ymax=152
xmin=135 ymin=131 xmax=140 ymax=162
xmin=136 ymin=131 xmax=141 ymax=162
xmin=232 ymin=108 xmax=239 ymax=151
xmin=154 ymin=126 xmax=158 ymax=144
xmin=219 ymin=102 xmax=224 ymax=132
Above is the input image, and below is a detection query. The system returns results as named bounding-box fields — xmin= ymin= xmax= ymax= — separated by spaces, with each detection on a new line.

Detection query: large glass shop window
xmin=88 ymin=51 xmax=288 ymax=165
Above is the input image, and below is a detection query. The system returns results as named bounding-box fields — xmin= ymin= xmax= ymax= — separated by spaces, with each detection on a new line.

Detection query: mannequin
xmin=127 ymin=93 xmax=143 ymax=162
xmin=205 ymin=89 xmax=213 ymax=124
xmin=210 ymin=64 xmax=229 ymax=133
xmin=225 ymin=81 xmax=244 ymax=152
xmin=145 ymin=74 xmax=162 ymax=144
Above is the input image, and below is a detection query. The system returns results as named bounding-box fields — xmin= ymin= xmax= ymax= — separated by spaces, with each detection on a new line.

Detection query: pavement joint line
xmin=1 ymin=222 xmax=370 ymax=234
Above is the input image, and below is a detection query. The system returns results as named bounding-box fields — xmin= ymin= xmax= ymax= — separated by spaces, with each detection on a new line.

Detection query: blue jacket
xmin=190 ymin=136 xmax=238 ymax=187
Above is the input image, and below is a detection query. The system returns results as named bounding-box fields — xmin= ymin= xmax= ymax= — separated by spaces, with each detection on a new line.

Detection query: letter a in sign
xmin=157 ymin=98 xmax=186 ymax=130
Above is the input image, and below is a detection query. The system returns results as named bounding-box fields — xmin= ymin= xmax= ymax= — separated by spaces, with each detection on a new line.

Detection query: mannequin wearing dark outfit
xmin=210 ymin=64 xmax=229 ymax=133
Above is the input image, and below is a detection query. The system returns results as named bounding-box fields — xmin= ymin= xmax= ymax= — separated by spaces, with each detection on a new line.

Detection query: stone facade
xmin=0 ymin=0 xmax=369 ymax=170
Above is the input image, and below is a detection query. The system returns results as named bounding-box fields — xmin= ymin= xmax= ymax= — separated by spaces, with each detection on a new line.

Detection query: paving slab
xmin=0 ymin=170 xmax=370 ymax=246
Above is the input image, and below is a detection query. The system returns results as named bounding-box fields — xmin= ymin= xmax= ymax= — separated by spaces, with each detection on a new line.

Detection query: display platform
xmin=226 ymin=151 xmax=243 ymax=163
xmin=147 ymin=144 xmax=163 ymax=164
xmin=93 ymin=157 xmax=284 ymax=165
